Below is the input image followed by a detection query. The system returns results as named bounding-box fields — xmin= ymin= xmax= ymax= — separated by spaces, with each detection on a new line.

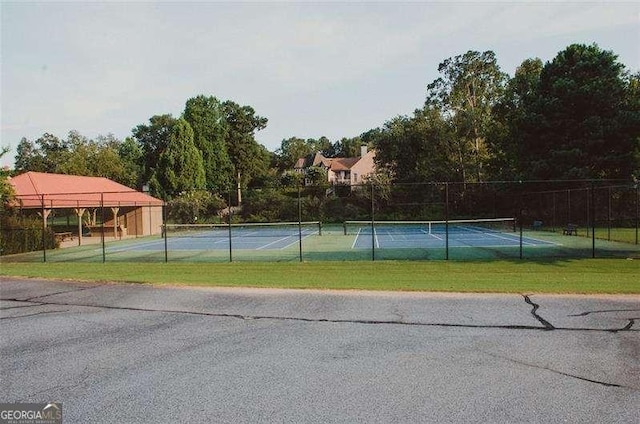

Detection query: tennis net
xmin=164 ymin=221 xmax=322 ymax=238
xmin=343 ymin=218 xmax=516 ymax=235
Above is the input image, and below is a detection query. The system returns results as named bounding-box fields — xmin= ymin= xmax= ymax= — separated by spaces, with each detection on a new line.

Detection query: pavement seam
xmin=0 ymin=310 xmax=70 ymax=320
xmin=21 ymin=284 xmax=108 ymax=302
xmin=0 ymin=297 xmax=638 ymax=333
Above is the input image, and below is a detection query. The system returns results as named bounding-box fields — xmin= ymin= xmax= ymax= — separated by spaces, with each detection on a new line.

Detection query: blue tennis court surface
xmin=108 ymin=226 xmax=320 ymax=252
xmin=351 ymin=225 xmax=556 ymax=249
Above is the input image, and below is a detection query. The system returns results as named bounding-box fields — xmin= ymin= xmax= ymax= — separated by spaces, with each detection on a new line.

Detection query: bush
xmin=0 ymin=215 xmax=58 ymax=255
xmin=240 ymin=189 xmax=298 ymax=222
xmin=167 ymin=191 xmax=227 ymax=224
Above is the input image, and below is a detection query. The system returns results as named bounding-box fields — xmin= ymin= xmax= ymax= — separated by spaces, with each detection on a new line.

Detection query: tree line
xmin=10 ymin=43 xmax=640 ymax=204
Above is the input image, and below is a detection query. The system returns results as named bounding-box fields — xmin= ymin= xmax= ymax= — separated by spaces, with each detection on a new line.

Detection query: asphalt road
xmin=1 ymin=277 xmax=638 ymax=423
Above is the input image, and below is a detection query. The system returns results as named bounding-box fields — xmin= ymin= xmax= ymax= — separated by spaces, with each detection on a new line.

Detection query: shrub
xmin=0 ymin=215 xmax=58 ymax=255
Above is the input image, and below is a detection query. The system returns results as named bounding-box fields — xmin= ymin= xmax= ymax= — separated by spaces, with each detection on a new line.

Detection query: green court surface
xmin=1 ymin=224 xmax=638 ymax=263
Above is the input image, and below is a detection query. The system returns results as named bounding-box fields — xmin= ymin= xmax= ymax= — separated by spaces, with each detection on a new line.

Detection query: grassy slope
xmin=1 ymin=259 xmax=638 ymax=294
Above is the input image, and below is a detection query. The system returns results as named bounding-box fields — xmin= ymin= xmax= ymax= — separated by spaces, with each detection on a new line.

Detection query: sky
xmin=1 ymin=1 xmax=639 ymax=168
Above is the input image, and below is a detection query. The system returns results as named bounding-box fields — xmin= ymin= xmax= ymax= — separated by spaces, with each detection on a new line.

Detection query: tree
xmin=373 ymin=107 xmax=454 ymax=183
xmin=276 ymin=137 xmax=314 ymax=170
xmin=118 ymin=137 xmax=143 ymax=188
xmin=519 ymin=44 xmax=639 ymax=180
xmin=426 ymin=50 xmax=508 ymax=182
xmin=623 ymin=72 xmax=640 ymax=179
xmin=183 ymin=95 xmax=233 ymax=192
xmin=132 ymin=114 xmax=177 ymax=192
xmin=35 ymin=133 xmax=70 ymax=173
xmin=157 ymin=119 xmax=206 ymax=199
xmin=488 ymin=58 xmax=543 ymax=180
xmin=221 ymin=100 xmax=269 ymax=204
xmin=0 ymin=147 xmax=12 ymax=206
xmin=14 ymin=138 xmax=44 ymax=172
xmin=334 ymin=136 xmax=365 ymax=158
xmin=309 ymin=136 xmax=335 ymax=157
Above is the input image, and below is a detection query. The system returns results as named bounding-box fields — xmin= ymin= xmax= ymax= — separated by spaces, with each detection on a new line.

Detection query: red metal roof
xmin=9 ymin=172 xmax=163 ymax=209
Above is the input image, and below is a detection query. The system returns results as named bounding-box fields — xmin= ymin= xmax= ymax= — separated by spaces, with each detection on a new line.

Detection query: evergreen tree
xmin=157 ymin=119 xmax=206 ymax=199
xmin=519 ymin=44 xmax=638 ymax=180
xmin=183 ymin=95 xmax=233 ymax=192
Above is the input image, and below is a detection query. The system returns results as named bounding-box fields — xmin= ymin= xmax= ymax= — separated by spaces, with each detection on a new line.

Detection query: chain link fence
xmin=2 ymin=181 xmax=638 ymax=263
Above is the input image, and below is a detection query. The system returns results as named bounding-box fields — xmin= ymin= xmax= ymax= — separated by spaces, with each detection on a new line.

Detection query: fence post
xmin=101 ymin=193 xmax=106 ymax=263
xmin=371 ymin=182 xmax=375 ymax=262
xmin=445 ymin=182 xmax=449 ymax=261
xmin=228 ymin=188 xmax=233 ymax=263
xmin=519 ymin=193 xmax=523 ymax=260
xmin=567 ymin=189 xmax=571 ymax=224
xmin=585 ymin=188 xmax=590 ymax=237
xmin=298 ymin=185 xmax=303 ymax=262
xmin=607 ymin=186 xmax=612 ymax=241
xmin=635 ymin=183 xmax=640 ymax=244
xmin=163 ymin=202 xmax=168 ymax=263
xmin=41 ymin=194 xmax=46 ymax=263
xmin=591 ymin=183 xmax=596 ymax=258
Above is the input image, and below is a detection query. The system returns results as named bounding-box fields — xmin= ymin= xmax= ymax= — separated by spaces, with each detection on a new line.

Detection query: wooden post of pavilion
xmin=75 ymin=208 xmax=86 ymax=245
xmin=111 ymin=207 xmax=120 ymax=240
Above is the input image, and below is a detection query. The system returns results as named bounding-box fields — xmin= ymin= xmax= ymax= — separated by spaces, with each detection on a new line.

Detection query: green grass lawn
xmin=1 ymin=259 xmax=638 ymax=294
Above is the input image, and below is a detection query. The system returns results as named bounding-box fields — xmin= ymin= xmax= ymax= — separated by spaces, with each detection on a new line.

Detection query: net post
xmin=318 ymin=221 xmax=322 ymax=236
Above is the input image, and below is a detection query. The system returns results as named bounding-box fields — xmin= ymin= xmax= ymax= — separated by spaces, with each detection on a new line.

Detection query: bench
xmin=54 ymin=232 xmax=73 ymax=242
xmin=563 ymin=224 xmax=578 ymax=236
xmin=532 ymin=220 xmax=543 ymax=231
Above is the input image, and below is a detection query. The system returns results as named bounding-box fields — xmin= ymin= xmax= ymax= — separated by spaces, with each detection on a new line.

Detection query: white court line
xmin=351 ymin=228 xmax=362 ymax=249
xmin=457 ymin=226 xmax=537 ymax=246
xmin=256 ymin=230 xmax=316 ymax=250
xmin=279 ymin=232 xmax=317 ymax=250
xmin=256 ymin=235 xmax=295 ymax=250
xmin=104 ymin=238 xmax=165 ymax=253
xmin=422 ymin=229 xmax=443 ymax=241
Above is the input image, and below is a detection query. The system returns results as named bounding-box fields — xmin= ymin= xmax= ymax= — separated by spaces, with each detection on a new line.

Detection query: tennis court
xmin=109 ymin=222 xmax=322 ymax=253
xmin=347 ymin=218 xmax=556 ymax=250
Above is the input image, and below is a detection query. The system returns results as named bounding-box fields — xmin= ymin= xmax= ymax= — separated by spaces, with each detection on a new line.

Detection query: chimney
xmin=360 ymin=145 xmax=367 ymax=157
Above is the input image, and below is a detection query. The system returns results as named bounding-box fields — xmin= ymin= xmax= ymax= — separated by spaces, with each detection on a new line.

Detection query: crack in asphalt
xmin=481 ymin=350 xmax=637 ymax=391
xmin=0 ymin=310 xmax=70 ymax=320
xmin=611 ymin=319 xmax=636 ymax=333
xmin=0 ymin=297 xmax=637 ymax=332
xmin=522 ymin=294 xmax=555 ymax=330
xmin=0 ymin=303 xmax=45 ymax=310
xmin=568 ymin=309 xmax=640 ymax=317
xmin=21 ymin=285 xmax=107 ymax=302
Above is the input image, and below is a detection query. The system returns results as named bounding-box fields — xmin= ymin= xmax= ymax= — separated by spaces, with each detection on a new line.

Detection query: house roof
xmin=9 ymin=171 xmax=163 ymax=209
xmin=329 ymin=157 xmax=360 ymax=171
xmin=294 ymin=158 xmax=306 ymax=169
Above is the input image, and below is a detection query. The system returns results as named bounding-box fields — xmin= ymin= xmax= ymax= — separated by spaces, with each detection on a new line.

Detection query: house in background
xmin=294 ymin=146 xmax=376 ymax=186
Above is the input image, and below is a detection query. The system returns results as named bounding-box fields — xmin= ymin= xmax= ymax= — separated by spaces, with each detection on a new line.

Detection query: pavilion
xmin=8 ymin=171 xmax=164 ymax=245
